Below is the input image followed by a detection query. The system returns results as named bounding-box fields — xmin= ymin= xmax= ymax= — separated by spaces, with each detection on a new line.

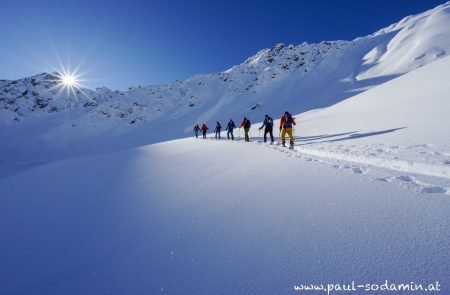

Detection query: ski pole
xmin=278 ymin=128 xmax=281 ymax=145
xmin=293 ymin=126 xmax=296 ymax=145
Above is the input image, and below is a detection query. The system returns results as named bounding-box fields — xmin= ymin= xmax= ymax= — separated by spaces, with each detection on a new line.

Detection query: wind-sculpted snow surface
xmin=267 ymin=143 xmax=450 ymax=196
xmin=0 ymin=138 xmax=448 ymax=295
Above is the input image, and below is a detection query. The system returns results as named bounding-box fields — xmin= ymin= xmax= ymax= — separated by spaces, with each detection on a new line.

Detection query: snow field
xmin=0 ymin=138 xmax=448 ymax=294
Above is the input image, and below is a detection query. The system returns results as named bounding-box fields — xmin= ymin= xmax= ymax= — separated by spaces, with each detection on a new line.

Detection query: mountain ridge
xmin=2 ymin=2 xmax=450 ymax=130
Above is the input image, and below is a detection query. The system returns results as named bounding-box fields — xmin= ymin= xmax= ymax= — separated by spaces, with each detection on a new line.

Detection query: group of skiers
xmin=193 ymin=111 xmax=297 ymax=148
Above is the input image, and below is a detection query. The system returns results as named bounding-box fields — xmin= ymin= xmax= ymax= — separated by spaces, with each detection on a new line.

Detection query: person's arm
xmin=259 ymin=118 xmax=266 ymax=130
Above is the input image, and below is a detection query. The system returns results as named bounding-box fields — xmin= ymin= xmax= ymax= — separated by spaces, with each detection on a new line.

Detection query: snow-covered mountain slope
xmin=357 ymin=2 xmax=450 ymax=80
xmin=0 ymin=47 xmax=449 ymax=294
xmin=294 ymin=53 xmax=450 ymax=163
xmin=1 ymin=2 xmax=450 ymax=178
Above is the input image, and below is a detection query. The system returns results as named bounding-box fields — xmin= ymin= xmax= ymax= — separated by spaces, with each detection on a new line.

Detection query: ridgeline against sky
xmin=0 ymin=0 xmax=446 ymax=90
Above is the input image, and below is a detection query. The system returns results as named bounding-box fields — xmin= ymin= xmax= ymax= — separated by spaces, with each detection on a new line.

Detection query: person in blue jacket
xmin=214 ymin=121 xmax=222 ymax=139
xmin=225 ymin=119 xmax=236 ymax=140
xmin=259 ymin=114 xmax=274 ymax=143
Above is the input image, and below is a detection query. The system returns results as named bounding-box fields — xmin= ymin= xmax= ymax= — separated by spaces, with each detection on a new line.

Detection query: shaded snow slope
xmin=0 ymin=138 xmax=448 ymax=295
xmin=2 ymin=2 xmax=450 ymax=178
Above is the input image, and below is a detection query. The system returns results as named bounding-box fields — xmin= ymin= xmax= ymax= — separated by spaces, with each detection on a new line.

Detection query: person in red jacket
xmin=201 ymin=123 xmax=209 ymax=139
xmin=279 ymin=111 xmax=296 ymax=148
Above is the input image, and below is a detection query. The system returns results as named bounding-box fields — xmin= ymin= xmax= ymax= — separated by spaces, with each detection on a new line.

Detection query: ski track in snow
xmin=219 ymin=137 xmax=450 ymax=196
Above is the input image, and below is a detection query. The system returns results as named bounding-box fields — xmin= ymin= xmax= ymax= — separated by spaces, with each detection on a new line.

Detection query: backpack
xmin=266 ymin=117 xmax=273 ymax=127
xmin=244 ymin=119 xmax=251 ymax=129
xmin=285 ymin=114 xmax=293 ymax=128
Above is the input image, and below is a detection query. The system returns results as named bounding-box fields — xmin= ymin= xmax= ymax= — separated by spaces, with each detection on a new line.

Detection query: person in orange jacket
xmin=279 ymin=111 xmax=296 ymax=148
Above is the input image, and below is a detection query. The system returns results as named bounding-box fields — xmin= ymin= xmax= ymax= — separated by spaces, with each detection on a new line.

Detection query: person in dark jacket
xmin=240 ymin=117 xmax=251 ymax=142
xmin=214 ymin=121 xmax=222 ymax=139
xmin=259 ymin=114 xmax=274 ymax=143
xmin=225 ymin=119 xmax=236 ymax=140
xmin=201 ymin=123 xmax=209 ymax=139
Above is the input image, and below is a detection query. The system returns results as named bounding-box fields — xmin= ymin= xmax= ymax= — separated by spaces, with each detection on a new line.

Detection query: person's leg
xmin=231 ymin=130 xmax=234 ymax=140
xmin=286 ymin=128 xmax=294 ymax=145
xmin=281 ymin=128 xmax=286 ymax=146
xmin=245 ymin=129 xmax=249 ymax=141
xmin=269 ymin=127 xmax=274 ymax=142
xmin=263 ymin=128 xmax=267 ymax=142
xmin=227 ymin=131 xmax=230 ymax=140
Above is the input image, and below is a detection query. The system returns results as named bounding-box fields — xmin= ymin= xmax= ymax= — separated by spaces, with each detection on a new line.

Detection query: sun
xmin=53 ymin=69 xmax=85 ymax=97
xmin=57 ymin=71 xmax=79 ymax=88
xmin=43 ymin=55 xmax=90 ymax=98
xmin=62 ymin=73 xmax=77 ymax=87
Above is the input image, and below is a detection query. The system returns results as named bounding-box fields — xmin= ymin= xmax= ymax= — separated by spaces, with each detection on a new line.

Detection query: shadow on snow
xmin=205 ymin=127 xmax=407 ymax=145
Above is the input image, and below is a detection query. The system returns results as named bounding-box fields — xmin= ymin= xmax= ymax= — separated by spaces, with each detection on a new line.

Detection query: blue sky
xmin=0 ymin=0 xmax=446 ymax=90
